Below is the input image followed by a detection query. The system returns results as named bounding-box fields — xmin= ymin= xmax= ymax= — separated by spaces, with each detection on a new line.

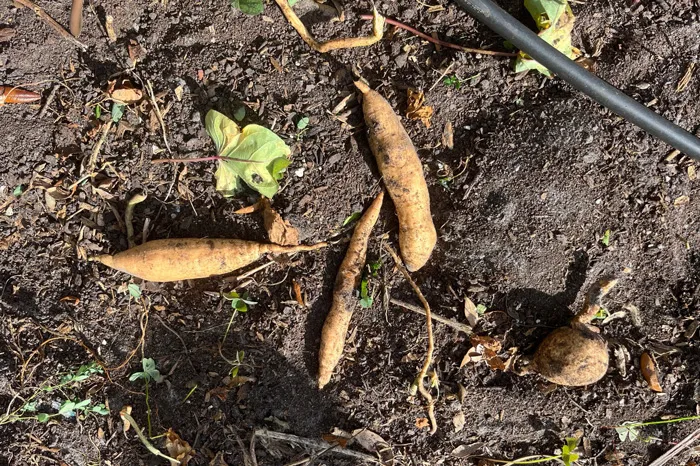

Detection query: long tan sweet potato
xmin=355 ymin=80 xmax=436 ymax=271
xmin=95 ymin=239 xmax=326 ymax=282
xmin=318 ymin=191 xmax=384 ymax=388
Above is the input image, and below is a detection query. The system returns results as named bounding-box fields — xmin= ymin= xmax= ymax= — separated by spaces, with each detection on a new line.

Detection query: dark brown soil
xmin=1 ymin=0 xmax=700 ymax=465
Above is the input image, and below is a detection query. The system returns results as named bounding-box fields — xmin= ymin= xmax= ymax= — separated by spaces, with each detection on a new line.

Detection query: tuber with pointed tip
xmin=94 ymin=239 xmax=326 ymax=282
xmin=354 ymin=79 xmax=436 ymax=271
xmin=518 ymin=276 xmax=620 ymax=386
xmin=318 ymin=191 xmax=384 ymax=388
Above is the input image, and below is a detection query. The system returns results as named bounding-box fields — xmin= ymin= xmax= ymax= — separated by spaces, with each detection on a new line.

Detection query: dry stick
xmin=428 ymin=62 xmax=455 ymax=92
xmin=274 ymin=0 xmax=385 ymax=53
xmin=37 ymin=84 xmax=58 ymax=117
xmin=390 ymin=298 xmax=473 ymax=335
xmin=648 ymin=428 xmax=700 ymax=466
xmin=86 ymin=120 xmax=113 ymax=175
xmin=69 ymin=0 xmax=84 ymax=38
xmin=145 ymin=80 xmax=171 ymax=153
xmin=360 ymin=14 xmax=516 ymax=57
xmin=383 ymin=244 xmax=437 ymax=435
xmin=13 ymin=0 xmax=87 ymax=50
xmin=253 ymin=429 xmax=378 ymax=464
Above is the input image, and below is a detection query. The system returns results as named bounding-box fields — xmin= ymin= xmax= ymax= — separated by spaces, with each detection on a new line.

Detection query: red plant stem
xmin=359 ymin=14 xmax=517 ymax=57
xmin=152 ymin=156 xmax=264 ymax=164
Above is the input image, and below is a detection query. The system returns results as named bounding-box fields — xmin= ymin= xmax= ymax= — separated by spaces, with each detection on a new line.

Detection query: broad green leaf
xmin=58 ymin=401 xmax=76 ymax=416
xmin=215 ymin=163 xmax=243 ymax=197
xmin=36 ymin=413 xmax=50 ymax=423
xmin=129 ymin=372 xmax=144 ymax=382
xmin=514 ymin=0 xmax=578 ymax=76
xmin=142 ymin=358 xmax=163 ymax=383
xmin=92 ymin=404 xmax=109 ymax=415
xmin=206 ymin=110 xmax=242 ymax=155
xmin=232 ymin=0 xmax=264 ymax=15
xmin=128 ymin=283 xmax=142 ymax=299
xmin=74 ymin=399 xmax=91 ymax=411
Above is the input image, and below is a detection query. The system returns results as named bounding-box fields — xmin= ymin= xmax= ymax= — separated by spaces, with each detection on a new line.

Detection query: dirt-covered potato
xmin=519 ymin=275 xmax=620 ymax=387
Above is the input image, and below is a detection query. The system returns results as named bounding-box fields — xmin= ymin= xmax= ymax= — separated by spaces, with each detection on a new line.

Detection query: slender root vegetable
xmin=355 ymin=79 xmax=436 ymax=271
xmin=519 ymin=274 xmax=622 ymax=386
xmin=318 ymin=191 xmax=384 ymax=388
xmin=94 ymin=239 xmax=327 ymax=282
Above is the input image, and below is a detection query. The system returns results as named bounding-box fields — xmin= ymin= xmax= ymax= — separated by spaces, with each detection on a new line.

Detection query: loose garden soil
xmin=1 ymin=0 xmax=700 ymax=464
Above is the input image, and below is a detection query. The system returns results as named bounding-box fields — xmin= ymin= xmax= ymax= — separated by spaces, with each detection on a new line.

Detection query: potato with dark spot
xmin=518 ymin=276 xmax=620 ymax=386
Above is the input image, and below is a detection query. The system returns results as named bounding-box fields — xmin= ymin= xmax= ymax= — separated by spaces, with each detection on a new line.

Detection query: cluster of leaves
xmin=13 ymin=361 xmax=108 ymax=424
xmin=223 ymin=290 xmax=257 ymax=314
xmin=514 ymin=0 xmax=579 ymax=76
xmin=207 ymin=110 xmax=291 ymax=198
xmin=560 ymin=437 xmax=580 ymax=466
xmin=232 ymin=0 xmax=298 ymax=15
xmin=129 ymin=358 xmax=164 ymax=384
xmin=359 ymin=260 xmax=382 ymax=308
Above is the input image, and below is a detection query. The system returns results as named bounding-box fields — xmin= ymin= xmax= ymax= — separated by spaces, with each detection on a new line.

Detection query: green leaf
xmin=231 ymin=366 xmax=239 ymax=377
xmin=92 ymin=404 xmax=109 ymax=415
xmin=476 ymin=304 xmax=487 ymax=316
xmin=13 ymin=185 xmax=24 ymax=197
xmin=360 ymin=296 xmax=373 ymax=308
xmin=296 ymin=116 xmax=310 ymax=130
xmin=231 ymin=0 xmax=264 ymax=15
xmin=112 ymin=103 xmax=125 ymax=123
xmin=342 ymin=212 xmax=362 ymax=226
xmin=73 ymin=399 xmax=91 ymax=411
xmin=129 ymin=371 xmax=144 ymax=382
xmin=288 ymin=0 xmax=299 ymax=5
xmin=95 ymin=104 xmax=102 ymax=119
xmin=207 ymin=110 xmax=290 ymax=198
xmin=142 ymin=358 xmax=164 ymax=383
xmin=58 ymin=401 xmax=76 ymax=416
xmin=234 ymin=106 xmax=246 ymax=122
xmin=237 ymin=350 xmax=245 ymax=361
xmin=615 ymin=422 xmax=640 ymax=442
xmin=128 ymin=283 xmax=142 ymax=299
xmin=36 ymin=413 xmax=50 ymax=423
xmin=514 ymin=0 xmax=578 ymax=76
xmin=601 ymin=229 xmax=611 ymax=246
xmin=22 ymin=401 xmax=37 ymax=413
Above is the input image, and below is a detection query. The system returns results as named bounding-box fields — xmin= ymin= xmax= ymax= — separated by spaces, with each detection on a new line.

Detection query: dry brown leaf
xmin=322 ymin=433 xmax=349 ymax=448
xmin=442 ymin=121 xmax=454 ymax=149
xmin=575 ymin=57 xmax=597 ymax=73
xmin=262 ymin=198 xmax=299 ymax=246
xmin=175 ymin=85 xmax=184 ymax=102
xmin=121 ymin=405 xmax=132 ymax=432
xmin=165 ymin=429 xmax=195 ymax=466
xmin=471 ymin=335 xmax=502 ymax=352
xmin=293 ymin=280 xmax=305 ymax=307
xmin=406 ymin=88 xmax=433 ymax=128
xmin=676 ymin=63 xmax=695 ymax=93
xmin=59 ymin=296 xmax=80 ymax=305
xmin=415 ymin=417 xmax=429 ymax=429
xmin=270 ymin=56 xmax=284 ymax=73
xmin=452 ymin=411 xmax=466 ymax=432
xmin=464 ymin=297 xmax=479 ymax=328
xmin=0 ymin=232 xmax=20 ymax=250
xmin=111 ymin=87 xmax=143 ymax=104
xmin=209 ymin=452 xmax=228 ymax=466
xmin=674 ymin=195 xmax=690 ymax=206
xmin=233 ymin=199 xmax=263 ymax=215
xmin=205 ymin=386 xmax=230 ymax=402
xmin=641 ymin=351 xmax=663 ymax=392
xmin=228 ymin=375 xmax=255 ymax=388
xmin=128 ymin=40 xmax=147 ymax=66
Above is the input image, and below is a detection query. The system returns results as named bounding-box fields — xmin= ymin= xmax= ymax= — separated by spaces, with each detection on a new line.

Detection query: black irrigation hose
xmin=452 ymin=0 xmax=700 ymax=162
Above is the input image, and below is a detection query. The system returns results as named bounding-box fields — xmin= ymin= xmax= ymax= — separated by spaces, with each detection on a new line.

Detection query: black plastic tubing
xmin=452 ymin=0 xmax=700 ymax=161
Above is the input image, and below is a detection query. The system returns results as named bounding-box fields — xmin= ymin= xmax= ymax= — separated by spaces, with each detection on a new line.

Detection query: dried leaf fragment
xmin=415 ymin=417 xmax=429 ymax=429
xmin=674 ymin=195 xmax=690 ymax=206
xmin=406 ymin=88 xmax=433 ymax=128
xmin=165 ymin=429 xmax=195 ymax=466
xmin=0 ymin=86 xmax=41 ymax=105
xmin=442 ymin=121 xmax=454 ymax=149
xmin=452 ymin=411 xmax=466 ymax=432
xmin=209 ymin=452 xmax=229 ymax=466
xmin=108 ymin=80 xmax=144 ymax=104
xmin=676 ymin=63 xmax=695 ymax=93
xmin=322 ymin=433 xmax=349 ymax=448
xmin=261 ymin=198 xmax=299 ymax=246
xmin=464 ymin=297 xmax=479 ymax=328
xmin=121 ymin=405 xmax=133 ymax=432
xmin=689 ymin=165 xmax=696 ymax=181
xmin=105 ymin=15 xmax=117 ymax=42
xmin=640 ymin=351 xmax=663 ymax=392
xmin=0 ymin=28 xmax=16 ymax=42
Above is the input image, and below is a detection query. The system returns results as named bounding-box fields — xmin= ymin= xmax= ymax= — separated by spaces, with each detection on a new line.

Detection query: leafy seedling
xmin=207 ymin=110 xmax=291 ymax=198
xmin=514 ymin=0 xmax=580 ymax=76
xmin=129 ymin=358 xmax=163 ymax=437
xmin=443 ymin=75 xmax=462 ymax=90
xmin=611 ymin=415 xmax=700 ymax=443
xmin=561 ymin=437 xmax=580 ymax=466
xmin=13 ymin=185 xmax=24 ymax=197
xmin=359 ymin=260 xmax=381 ymax=308
xmin=591 ymin=307 xmax=609 ymax=321
xmin=59 ymin=361 xmax=103 ymax=385
xmin=229 ymin=350 xmax=245 ymax=378
xmin=222 ymin=291 xmax=257 ymax=343
xmin=601 ymin=229 xmax=611 ymax=247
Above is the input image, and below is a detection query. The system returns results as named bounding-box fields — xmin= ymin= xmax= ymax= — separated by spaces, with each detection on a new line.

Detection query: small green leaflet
xmin=601 ymin=229 xmax=611 ymax=246
xmin=223 ymin=291 xmax=257 ymax=313
xmin=95 ymin=104 xmax=102 ymax=119
xmin=112 ymin=103 xmax=125 ymax=123
xmin=234 ymin=106 xmax=246 ymax=121
xmin=476 ymin=304 xmax=487 ymax=316
xmin=231 ymin=0 xmax=264 ymax=15
xmin=296 ymin=116 xmax=310 ymax=130
xmin=342 ymin=212 xmax=362 ymax=226
xmin=37 ymin=413 xmax=50 ymax=423
xmin=129 ymin=358 xmax=164 ymax=383
xmin=561 ymin=437 xmax=580 ymax=466
xmin=207 ymin=110 xmax=291 ymax=198
xmin=13 ymin=185 xmax=24 ymax=197
xmin=615 ymin=422 xmax=640 ymax=442
xmin=128 ymin=283 xmax=142 ymax=299
xmin=514 ymin=0 xmax=578 ymax=76
xmin=92 ymin=404 xmax=109 ymax=415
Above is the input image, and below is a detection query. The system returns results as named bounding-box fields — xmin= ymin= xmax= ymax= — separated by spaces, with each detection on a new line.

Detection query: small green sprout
xmin=342 ymin=211 xmax=362 ymax=227
xmin=111 ymin=103 xmax=125 ymax=123
xmin=601 ymin=229 xmax=611 ymax=247
xmin=128 ymin=283 xmax=142 ymax=299
xmin=129 ymin=358 xmax=163 ymax=383
xmin=560 ymin=437 xmax=580 ymax=466
xmin=443 ymin=75 xmax=462 ymax=90
xmin=230 ymin=350 xmax=245 ymax=378
xmin=359 ymin=260 xmax=382 ymax=308
xmin=296 ymin=116 xmax=310 ymax=131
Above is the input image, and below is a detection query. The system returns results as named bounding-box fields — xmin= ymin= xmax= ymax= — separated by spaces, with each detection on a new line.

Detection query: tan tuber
xmin=519 ymin=276 xmax=620 ymax=386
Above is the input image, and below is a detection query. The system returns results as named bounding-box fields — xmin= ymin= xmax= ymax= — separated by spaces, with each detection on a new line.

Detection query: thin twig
xmin=383 ymin=244 xmax=437 ymax=435
xmin=13 ymin=0 xmax=87 ymax=50
xmin=253 ymin=429 xmax=379 ymax=463
xmin=360 ymin=14 xmax=516 ymax=57
xmin=429 ymin=62 xmax=455 ymax=92
xmin=37 ymin=84 xmax=58 ymax=117
xmin=145 ymin=80 xmax=171 ymax=153
xmin=85 ymin=120 xmax=113 ymax=175
xmin=390 ymin=298 xmax=472 ymax=335
xmin=119 ymin=410 xmax=181 ymax=464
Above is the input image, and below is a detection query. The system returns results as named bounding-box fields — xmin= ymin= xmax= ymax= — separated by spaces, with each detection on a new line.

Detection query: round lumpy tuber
xmin=354 ymin=80 xmax=436 ymax=271
xmin=523 ymin=276 xmax=619 ymax=387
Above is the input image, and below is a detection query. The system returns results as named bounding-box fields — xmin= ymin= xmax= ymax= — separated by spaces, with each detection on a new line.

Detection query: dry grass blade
xmin=647 ymin=428 xmax=700 ymax=466
xmin=383 ymin=243 xmax=437 ymax=435
xmin=70 ymin=0 xmax=84 ymax=38
xmin=676 ymin=63 xmax=695 ymax=93
xmin=390 ymin=298 xmax=473 ymax=334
